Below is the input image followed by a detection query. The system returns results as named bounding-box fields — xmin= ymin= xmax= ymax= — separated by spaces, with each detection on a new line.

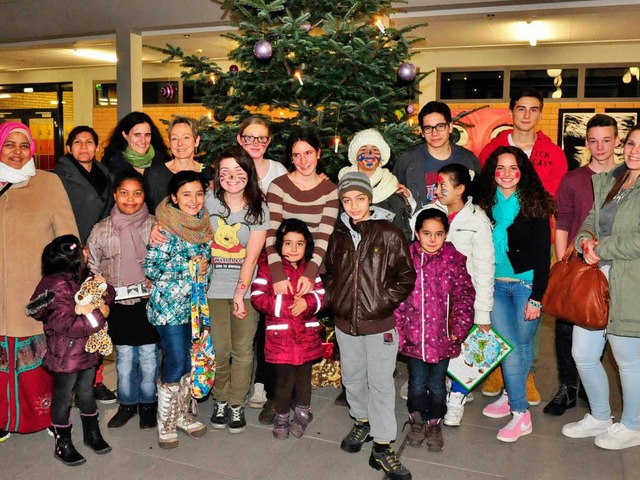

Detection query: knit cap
xmin=338 ymin=171 xmax=373 ymax=201
xmin=348 ymin=129 xmax=391 ymax=167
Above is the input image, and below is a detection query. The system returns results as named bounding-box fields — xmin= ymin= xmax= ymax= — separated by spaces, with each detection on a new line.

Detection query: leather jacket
xmin=324 ymin=208 xmax=416 ymax=336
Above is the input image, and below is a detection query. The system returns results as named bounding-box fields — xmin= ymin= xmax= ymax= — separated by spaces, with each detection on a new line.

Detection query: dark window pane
xmin=95 ymin=83 xmax=117 ymax=106
xmin=585 ymin=68 xmax=640 ymax=98
xmin=440 ymin=71 xmax=504 ymax=100
xmin=183 ymin=82 xmax=203 ymax=104
xmin=143 ymin=81 xmax=179 ymax=104
xmin=510 ymin=69 xmax=577 ymax=98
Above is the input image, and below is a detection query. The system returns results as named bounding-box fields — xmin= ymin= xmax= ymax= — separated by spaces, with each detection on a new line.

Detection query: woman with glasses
xmin=145 ymin=117 xmax=214 ymax=213
xmin=394 ymin=101 xmax=480 ymax=209
xmin=237 ymin=116 xmax=287 ymax=194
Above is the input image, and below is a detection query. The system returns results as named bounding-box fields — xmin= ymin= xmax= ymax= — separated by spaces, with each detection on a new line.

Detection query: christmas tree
xmin=161 ymin=0 xmax=428 ymax=176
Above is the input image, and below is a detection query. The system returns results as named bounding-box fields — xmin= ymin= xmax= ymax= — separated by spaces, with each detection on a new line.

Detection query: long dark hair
xmin=168 ymin=171 xmax=207 ymax=208
xmin=285 ymin=127 xmax=323 ymax=172
xmin=275 ymin=218 xmax=314 ymax=262
xmin=42 ymin=234 xmax=86 ymax=281
xmin=65 ymin=126 xmax=99 ymax=148
xmin=477 ymin=145 xmax=556 ymax=220
xmin=213 ymin=146 xmax=265 ymax=224
xmin=103 ymin=111 xmax=169 ymax=164
xmin=438 ymin=163 xmax=473 ymax=202
xmin=604 ymin=124 xmax=640 ymax=205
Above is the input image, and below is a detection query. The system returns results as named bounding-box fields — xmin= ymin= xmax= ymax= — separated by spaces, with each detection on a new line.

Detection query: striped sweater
xmin=266 ymin=175 xmax=339 ymax=282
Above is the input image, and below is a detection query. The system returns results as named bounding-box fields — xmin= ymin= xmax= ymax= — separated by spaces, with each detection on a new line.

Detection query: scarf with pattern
xmin=155 ymin=197 xmax=214 ymax=245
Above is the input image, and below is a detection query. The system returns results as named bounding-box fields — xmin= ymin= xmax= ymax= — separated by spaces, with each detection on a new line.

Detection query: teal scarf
xmin=492 ymin=189 xmax=520 ymax=267
xmin=123 ymin=145 xmax=155 ymax=169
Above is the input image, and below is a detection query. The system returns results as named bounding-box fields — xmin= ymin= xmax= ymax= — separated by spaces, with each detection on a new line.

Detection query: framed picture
xmin=604 ymin=108 xmax=640 ymax=163
xmin=557 ymin=108 xmax=596 ymax=170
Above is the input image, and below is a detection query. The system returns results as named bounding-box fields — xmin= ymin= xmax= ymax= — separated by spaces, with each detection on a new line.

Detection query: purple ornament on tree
xmin=254 ymin=40 xmax=273 ymax=60
xmin=229 ymin=64 xmax=239 ymax=73
xmin=397 ymin=62 xmax=417 ymax=82
xmin=405 ymin=104 xmax=415 ymax=115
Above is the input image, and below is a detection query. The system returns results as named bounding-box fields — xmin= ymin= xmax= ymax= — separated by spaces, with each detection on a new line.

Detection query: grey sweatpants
xmin=336 ymin=328 xmax=398 ymax=443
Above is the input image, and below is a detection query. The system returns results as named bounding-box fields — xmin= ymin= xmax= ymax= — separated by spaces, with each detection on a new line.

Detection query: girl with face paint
xmin=476 ymin=146 xmax=556 ymax=443
xmin=204 ymin=146 xmax=269 ymax=433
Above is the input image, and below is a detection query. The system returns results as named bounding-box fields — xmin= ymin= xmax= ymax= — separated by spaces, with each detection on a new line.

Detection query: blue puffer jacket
xmin=395 ymin=242 xmax=475 ymax=363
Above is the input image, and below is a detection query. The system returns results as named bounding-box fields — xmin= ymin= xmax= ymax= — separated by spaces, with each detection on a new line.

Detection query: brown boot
xmin=405 ymin=411 xmax=425 ymax=448
xmin=526 ymin=372 xmax=541 ymax=406
xmin=258 ymin=399 xmax=275 ymax=425
xmin=481 ymin=368 xmax=504 ymax=397
xmin=425 ymin=419 xmax=444 ymax=452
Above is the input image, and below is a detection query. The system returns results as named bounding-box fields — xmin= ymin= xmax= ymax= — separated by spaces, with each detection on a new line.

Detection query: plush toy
xmin=74 ymin=277 xmax=113 ymax=356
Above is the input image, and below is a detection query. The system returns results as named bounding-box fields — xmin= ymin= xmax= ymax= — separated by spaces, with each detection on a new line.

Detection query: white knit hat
xmin=347 ymin=129 xmax=391 ymax=167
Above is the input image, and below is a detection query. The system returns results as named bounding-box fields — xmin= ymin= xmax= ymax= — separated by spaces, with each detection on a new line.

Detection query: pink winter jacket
xmin=395 ymin=242 xmax=475 ymax=363
xmin=250 ymin=254 xmax=324 ymax=365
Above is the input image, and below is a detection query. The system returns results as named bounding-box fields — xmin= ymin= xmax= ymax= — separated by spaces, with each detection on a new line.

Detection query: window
xmin=585 ymin=68 xmax=640 ymax=98
xmin=440 ymin=71 xmax=504 ymax=100
xmin=510 ymin=69 xmax=578 ymax=98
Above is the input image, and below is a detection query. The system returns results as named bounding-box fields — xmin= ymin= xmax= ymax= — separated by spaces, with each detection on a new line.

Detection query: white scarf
xmin=338 ymin=165 xmax=400 ymax=204
xmin=0 ymin=159 xmax=36 ymax=184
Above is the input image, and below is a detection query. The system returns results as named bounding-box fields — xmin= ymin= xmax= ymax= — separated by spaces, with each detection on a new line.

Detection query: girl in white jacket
xmin=410 ymin=163 xmax=495 ymax=427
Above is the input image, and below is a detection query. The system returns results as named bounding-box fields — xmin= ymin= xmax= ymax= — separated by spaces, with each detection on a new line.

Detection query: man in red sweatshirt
xmin=479 ymin=88 xmax=567 ymax=196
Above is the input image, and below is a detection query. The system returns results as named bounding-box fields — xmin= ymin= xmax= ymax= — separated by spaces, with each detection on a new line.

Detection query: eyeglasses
xmin=421 ymin=122 xmax=449 ymax=134
xmin=241 ymin=135 xmax=269 ymax=145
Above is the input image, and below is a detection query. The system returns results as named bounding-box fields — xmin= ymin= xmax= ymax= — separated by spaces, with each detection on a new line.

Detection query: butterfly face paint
xmin=219 ymin=156 xmax=248 ymax=195
xmin=356 ymin=145 xmax=381 ymax=173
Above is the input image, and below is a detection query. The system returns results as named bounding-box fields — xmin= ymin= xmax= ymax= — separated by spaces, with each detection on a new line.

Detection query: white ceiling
xmin=0 ymin=1 xmax=639 ymax=72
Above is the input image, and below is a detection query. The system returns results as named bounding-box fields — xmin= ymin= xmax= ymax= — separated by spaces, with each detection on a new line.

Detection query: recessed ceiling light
xmin=195 ymin=48 xmax=203 ymax=54
xmin=23 ymin=87 xmax=34 ymax=93
xmin=73 ymin=49 xmax=117 ymax=63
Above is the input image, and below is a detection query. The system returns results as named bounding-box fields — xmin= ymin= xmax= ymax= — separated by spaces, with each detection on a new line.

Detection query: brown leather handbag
xmin=542 ymin=234 xmax=609 ymax=330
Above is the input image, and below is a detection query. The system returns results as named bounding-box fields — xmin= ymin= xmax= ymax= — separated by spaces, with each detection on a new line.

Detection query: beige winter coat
xmin=0 ymin=171 xmax=78 ymax=337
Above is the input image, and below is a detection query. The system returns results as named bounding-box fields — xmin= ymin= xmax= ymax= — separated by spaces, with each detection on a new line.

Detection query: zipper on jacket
xmin=420 ymin=251 xmax=426 ymax=362
xmin=351 ymin=254 xmax=360 ymax=335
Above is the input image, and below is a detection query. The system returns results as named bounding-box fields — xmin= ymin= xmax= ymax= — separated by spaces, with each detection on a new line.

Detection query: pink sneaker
xmin=482 ymin=392 xmax=510 ymax=418
xmin=497 ymin=411 xmax=532 ymax=442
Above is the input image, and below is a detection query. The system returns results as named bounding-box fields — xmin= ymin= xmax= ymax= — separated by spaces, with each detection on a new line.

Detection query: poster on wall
xmin=450 ymin=108 xmax=512 ymax=157
xmin=557 ymin=109 xmax=596 ymax=170
xmin=604 ymin=109 xmax=640 ymax=164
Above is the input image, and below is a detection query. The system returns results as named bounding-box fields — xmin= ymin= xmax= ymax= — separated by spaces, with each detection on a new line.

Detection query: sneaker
xmin=543 ymin=385 xmax=577 ymax=416
xmin=403 ymin=412 xmax=425 ymax=448
xmin=466 ymin=392 xmax=475 ymax=403
xmin=595 ymin=422 xmax=640 ymax=450
xmin=481 ymin=368 xmax=503 ymax=397
xmin=482 ymin=392 xmax=511 ymax=418
xmin=399 ymin=381 xmax=409 ymax=400
xmin=562 ymin=413 xmax=613 ymax=438
xmin=47 ymin=426 xmax=55 ymax=437
xmin=444 ymin=392 xmax=467 ymax=427
xmin=497 ymin=411 xmax=532 ymax=442
xmin=526 ymin=373 xmax=541 ymax=406
xmin=340 ymin=421 xmax=372 ymax=453
xmin=249 ymin=383 xmax=267 ymax=409
xmin=210 ymin=401 xmax=229 ymax=429
xmin=425 ymin=419 xmax=444 ymax=452
xmin=94 ymin=382 xmax=117 ymax=404
xmin=369 ymin=444 xmax=412 ymax=480
xmin=228 ymin=405 xmax=246 ymax=433
xmin=0 ymin=430 xmax=10 ymax=442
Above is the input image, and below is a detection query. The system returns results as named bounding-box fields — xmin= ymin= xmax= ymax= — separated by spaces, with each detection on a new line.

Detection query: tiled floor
xmin=2 ymin=315 xmax=639 ymax=479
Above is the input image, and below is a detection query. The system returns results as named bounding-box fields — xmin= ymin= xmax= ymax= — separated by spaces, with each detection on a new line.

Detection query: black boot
xmin=53 ymin=425 xmax=86 ymax=466
xmin=107 ymin=404 xmax=137 ymax=428
xmin=138 ymin=402 xmax=157 ymax=429
xmin=81 ymin=413 xmax=112 ymax=454
xmin=543 ymin=384 xmax=577 ymax=416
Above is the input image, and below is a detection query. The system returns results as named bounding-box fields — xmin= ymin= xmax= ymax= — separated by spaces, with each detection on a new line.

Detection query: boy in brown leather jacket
xmin=324 ymin=172 xmax=415 ymax=480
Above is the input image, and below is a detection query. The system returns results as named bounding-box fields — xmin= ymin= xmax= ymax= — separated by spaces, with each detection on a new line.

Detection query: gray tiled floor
xmin=2 ymin=315 xmax=639 ymax=479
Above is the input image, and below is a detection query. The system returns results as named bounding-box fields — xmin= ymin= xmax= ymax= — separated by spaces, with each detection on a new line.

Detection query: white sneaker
xmin=595 ymin=422 xmax=640 ymax=450
xmin=399 ymin=380 xmax=409 ymax=400
xmin=444 ymin=392 xmax=467 ymax=427
xmin=562 ymin=413 xmax=613 ymax=438
xmin=466 ymin=392 xmax=475 ymax=403
xmin=249 ymin=383 xmax=267 ymax=409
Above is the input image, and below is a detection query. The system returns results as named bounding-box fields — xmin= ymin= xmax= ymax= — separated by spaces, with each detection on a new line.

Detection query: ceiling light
xmin=23 ymin=87 xmax=34 ymax=93
xmin=0 ymin=93 xmax=11 ymax=99
xmin=552 ymin=88 xmax=562 ymax=99
xmin=73 ymin=48 xmax=117 ymax=63
xmin=547 ymin=69 xmax=562 ymax=78
xmin=623 ymin=71 xmax=632 ymax=84
xmin=630 ymin=67 xmax=640 ymax=80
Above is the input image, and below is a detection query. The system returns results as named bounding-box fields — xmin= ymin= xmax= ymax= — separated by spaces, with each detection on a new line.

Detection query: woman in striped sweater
xmin=266 ymin=127 xmax=339 ymax=296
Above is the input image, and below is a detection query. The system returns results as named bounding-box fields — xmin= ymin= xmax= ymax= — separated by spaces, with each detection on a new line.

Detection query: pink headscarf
xmin=0 ymin=121 xmax=36 ymax=158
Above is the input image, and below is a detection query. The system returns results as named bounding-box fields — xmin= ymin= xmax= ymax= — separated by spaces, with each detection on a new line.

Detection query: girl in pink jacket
xmin=250 ymin=219 xmax=324 ymax=440
xmin=395 ymin=208 xmax=475 ymax=453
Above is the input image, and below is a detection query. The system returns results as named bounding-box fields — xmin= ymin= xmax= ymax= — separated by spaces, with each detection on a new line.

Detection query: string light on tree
xmin=374 ymin=17 xmax=386 ymax=34
xmin=294 ymin=71 xmax=304 ymax=85
xmin=334 ymin=136 xmax=341 ymax=153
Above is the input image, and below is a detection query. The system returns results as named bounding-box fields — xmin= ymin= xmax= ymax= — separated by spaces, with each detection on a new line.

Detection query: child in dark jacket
xmin=26 ymin=234 xmax=115 ymax=467
xmin=251 ymin=219 xmax=324 ymax=440
xmin=395 ymin=208 xmax=475 ymax=453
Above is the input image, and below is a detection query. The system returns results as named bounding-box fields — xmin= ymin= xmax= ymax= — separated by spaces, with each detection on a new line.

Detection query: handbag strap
xmin=190 ymin=262 xmax=211 ymax=341
xmin=563 ymin=231 xmax=598 ymax=262
xmin=0 ymin=182 xmax=12 ymax=198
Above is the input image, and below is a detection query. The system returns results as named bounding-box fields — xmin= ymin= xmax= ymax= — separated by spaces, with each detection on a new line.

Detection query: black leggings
xmin=274 ymin=362 xmax=312 ymax=414
xmin=51 ymin=367 xmax=97 ymax=425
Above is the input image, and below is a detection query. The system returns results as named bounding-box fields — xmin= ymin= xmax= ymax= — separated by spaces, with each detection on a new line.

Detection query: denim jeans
xmin=116 ymin=344 xmax=159 ymax=404
xmin=156 ymin=323 xmax=191 ymax=383
xmin=407 ymin=357 xmax=450 ymax=421
xmin=490 ymin=280 xmax=540 ymax=412
xmin=51 ymin=367 xmax=96 ymax=425
xmin=573 ymin=327 xmax=640 ymax=430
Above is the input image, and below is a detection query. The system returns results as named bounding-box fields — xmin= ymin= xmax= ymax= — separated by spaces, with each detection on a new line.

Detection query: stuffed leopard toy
xmin=74 ymin=277 xmax=113 ymax=356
